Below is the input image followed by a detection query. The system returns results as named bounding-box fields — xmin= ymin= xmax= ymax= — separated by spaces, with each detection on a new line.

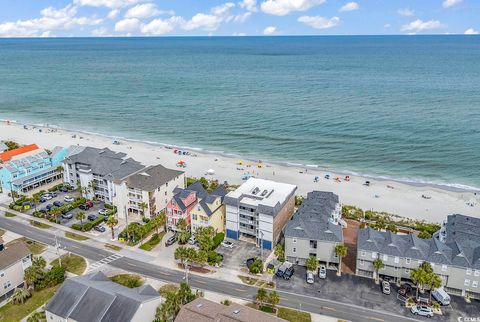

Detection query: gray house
xmin=45 ymin=272 xmax=161 ymax=322
xmin=356 ymin=214 xmax=480 ymax=299
xmin=284 ymin=191 xmax=343 ymax=268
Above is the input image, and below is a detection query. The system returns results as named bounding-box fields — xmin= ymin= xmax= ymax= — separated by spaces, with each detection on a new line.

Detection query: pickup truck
xmin=275 ymin=261 xmax=293 ymax=278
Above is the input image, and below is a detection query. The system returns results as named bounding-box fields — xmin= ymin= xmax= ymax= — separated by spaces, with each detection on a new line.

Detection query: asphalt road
xmin=0 ymin=216 xmax=421 ymax=322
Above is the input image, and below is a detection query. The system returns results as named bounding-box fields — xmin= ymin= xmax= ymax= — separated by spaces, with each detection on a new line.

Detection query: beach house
xmin=166 ymin=182 xmax=208 ymax=230
xmin=284 ymin=191 xmax=343 ymax=268
xmin=190 ymin=185 xmax=228 ymax=233
xmin=0 ymin=237 xmax=32 ymax=301
xmin=0 ymin=144 xmax=69 ymax=193
xmin=224 ymin=178 xmax=297 ymax=250
xmin=114 ymin=164 xmax=185 ymax=219
xmin=356 ymin=214 xmax=480 ymax=299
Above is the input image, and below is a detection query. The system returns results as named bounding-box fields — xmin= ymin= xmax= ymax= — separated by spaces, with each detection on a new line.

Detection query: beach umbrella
xmin=206 ymin=169 xmax=215 ymax=175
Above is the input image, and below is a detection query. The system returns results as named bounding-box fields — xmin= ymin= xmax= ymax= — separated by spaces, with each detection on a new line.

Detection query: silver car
xmin=381 ymin=281 xmax=391 ymax=294
xmin=318 ymin=265 xmax=327 ymax=279
xmin=306 ymin=272 xmax=314 ymax=284
xmin=410 ymin=305 xmax=434 ymax=318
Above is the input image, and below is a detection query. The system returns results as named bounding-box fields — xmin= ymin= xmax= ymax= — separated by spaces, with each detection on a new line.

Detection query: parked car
xmin=318 ymin=265 xmax=327 ymax=279
xmin=64 ymin=195 xmax=74 ymax=202
xmin=98 ymin=209 xmax=108 ymax=215
xmin=39 ymin=197 xmax=47 ymax=203
xmin=283 ymin=266 xmax=295 ymax=280
xmin=221 ymin=241 xmax=233 ymax=248
xmin=50 ymin=192 xmax=57 ymax=198
xmin=39 ymin=208 xmax=48 ymax=214
xmin=61 ymin=213 xmax=73 ymax=220
xmin=59 ymin=186 xmax=68 ymax=193
xmin=398 ymin=284 xmax=412 ymax=296
xmin=88 ymin=214 xmax=98 ymax=221
xmin=42 ymin=193 xmax=52 ymax=200
xmin=276 ymin=261 xmax=293 ymax=278
xmin=46 ymin=204 xmax=54 ymax=210
xmin=86 ymin=201 xmax=94 ymax=208
xmin=245 ymin=258 xmax=256 ymax=269
xmin=431 ymin=287 xmax=451 ymax=305
xmin=53 ymin=201 xmax=64 ymax=207
xmin=381 ymin=281 xmax=391 ymax=295
xmin=188 ymin=236 xmax=196 ymax=245
xmin=306 ymin=272 xmax=314 ymax=284
xmin=165 ymin=235 xmax=177 ymax=247
xmin=94 ymin=225 xmax=106 ymax=232
xmin=79 ymin=204 xmax=89 ymax=210
xmin=410 ymin=305 xmax=434 ymax=318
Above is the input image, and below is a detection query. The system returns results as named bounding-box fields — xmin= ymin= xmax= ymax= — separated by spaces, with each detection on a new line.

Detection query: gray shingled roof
xmin=0 ymin=241 xmax=31 ymax=270
xmin=358 ymin=214 xmax=480 ymax=269
xmin=125 ymin=164 xmax=183 ymax=192
xmin=172 ymin=182 xmax=208 ymax=211
xmin=45 ymin=272 xmax=160 ymax=322
xmin=197 ymin=185 xmax=227 ymax=217
xmin=284 ymin=191 xmax=343 ymax=243
xmin=65 ymin=147 xmax=144 ymax=181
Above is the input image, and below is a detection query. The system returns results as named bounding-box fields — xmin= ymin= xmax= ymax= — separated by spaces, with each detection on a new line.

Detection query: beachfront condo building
xmin=0 ymin=144 xmax=69 ymax=193
xmin=190 ymin=185 xmax=228 ymax=234
xmin=166 ymin=182 xmax=208 ymax=231
xmin=284 ymin=191 xmax=343 ymax=269
xmin=224 ymin=178 xmax=297 ymax=250
xmin=114 ymin=164 xmax=185 ymax=219
xmin=356 ymin=214 xmax=480 ymax=299
xmin=0 ymin=237 xmax=32 ymax=301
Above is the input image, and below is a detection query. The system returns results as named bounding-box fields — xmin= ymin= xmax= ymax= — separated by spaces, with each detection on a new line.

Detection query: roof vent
xmin=261 ymin=189 xmax=268 ymax=197
xmin=251 ymin=187 xmax=260 ymax=195
xmin=233 ymin=309 xmax=240 ymax=315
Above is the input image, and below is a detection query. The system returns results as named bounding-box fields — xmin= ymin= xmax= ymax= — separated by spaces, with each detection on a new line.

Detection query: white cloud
xmin=384 ymin=23 xmax=391 ymax=28
xmin=298 ymin=15 xmax=340 ymax=29
xmin=92 ymin=27 xmax=111 ymax=36
xmin=263 ymin=26 xmax=276 ymax=34
xmin=232 ymin=32 xmax=247 ymax=36
xmin=397 ymin=8 xmax=414 ymax=17
xmin=183 ymin=13 xmax=222 ymax=31
xmin=233 ymin=12 xmax=252 ymax=23
xmin=108 ymin=9 xmax=120 ymax=19
xmin=339 ymin=2 xmax=359 ymax=12
xmin=125 ymin=3 xmax=163 ymax=18
xmin=464 ymin=28 xmax=479 ymax=35
xmin=74 ymin=0 xmax=142 ymax=9
xmin=442 ymin=0 xmax=461 ymax=8
xmin=114 ymin=18 xmax=140 ymax=32
xmin=401 ymin=19 xmax=445 ymax=32
xmin=261 ymin=0 xmax=325 ymax=16
xmin=0 ymin=4 xmax=102 ymax=37
xmin=140 ymin=17 xmax=180 ymax=35
xmin=238 ymin=0 xmax=258 ymax=12
xmin=211 ymin=2 xmax=236 ymax=16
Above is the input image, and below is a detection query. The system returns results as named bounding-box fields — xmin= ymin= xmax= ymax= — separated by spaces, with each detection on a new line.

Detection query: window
xmin=405 ymin=258 xmax=411 ymax=264
xmin=293 ymin=248 xmax=296 ymax=253
xmin=464 ymin=279 xmax=470 ymax=286
xmin=360 ymin=250 xmax=366 ymax=257
xmin=394 ymin=257 xmax=399 ymax=264
xmin=475 ymin=270 xmax=480 ymax=277
xmin=441 ymin=265 xmax=447 ymax=272
xmin=405 ymin=268 xmax=410 ymax=274
xmin=372 ymin=252 xmax=377 ymax=259
xmin=192 ymin=214 xmax=197 ymax=220
xmin=165 ymin=191 xmax=167 ymax=196
xmin=292 ymin=238 xmax=297 ymax=244
xmin=394 ymin=266 xmax=398 ymax=271
xmin=383 ymin=254 xmax=388 ymax=261
xmin=359 ymin=259 xmax=364 ymax=266
xmin=0 ymin=271 xmax=4 ymax=277
xmin=472 ymin=281 xmax=478 ymax=288
xmin=467 ymin=268 xmax=472 ymax=275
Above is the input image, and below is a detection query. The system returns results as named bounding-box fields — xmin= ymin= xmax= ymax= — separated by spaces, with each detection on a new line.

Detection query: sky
xmin=0 ymin=0 xmax=479 ymax=37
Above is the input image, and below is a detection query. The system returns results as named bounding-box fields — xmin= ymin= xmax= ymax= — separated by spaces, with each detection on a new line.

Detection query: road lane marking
xmin=368 ymin=317 xmax=384 ymax=322
xmin=234 ymin=288 xmax=245 ymax=292
xmin=322 ymin=306 xmax=336 ymax=311
xmin=196 ymin=280 xmax=207 ymax=284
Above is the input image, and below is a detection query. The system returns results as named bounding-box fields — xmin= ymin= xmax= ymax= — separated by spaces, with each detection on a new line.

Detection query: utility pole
xmin=54 ymin=232 xmax=62 ymax=267
xmin=124 ymin=205 xmax=129 ymax=241
xmin=8 ymin=182 xmax=15 ymax=203
xmin=184 ymin=259 xmax=189 ymax=285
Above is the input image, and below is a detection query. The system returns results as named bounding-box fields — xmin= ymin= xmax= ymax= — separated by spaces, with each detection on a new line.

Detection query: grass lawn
xmin=158 ymin=284 xmax=178 ymax=296
xmin=109 ymin=274 xmax=144 ymax=288
xmin=4 ymin=212 xmax=16 ymax=217
xmin=29 ymin=220 xmax=51 ymax=229
xmin=277 ymin=307 xmax=311 ymax=322
xmin=7 ymin=237 xmax=46 ymax=255
xmin=51 ymin=254 xmax=87 ymax=275
xmin=139 ymin=232 xmax=166 ymax=251
xmin=105 ymin=243 xmax=122 ymax=251
xmin=238 ymin=275 xmax=275 ymax=289
xmin=0 ymin=286 xmax=58 ymax=322
xmin=65 ymin=232 xmax=89 ymax=241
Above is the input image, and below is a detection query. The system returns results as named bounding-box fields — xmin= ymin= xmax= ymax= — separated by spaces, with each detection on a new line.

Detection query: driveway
xmin=275 ymin=265 xmax=478 ymax=321
xmin=217 ymin=239 xmax=261 ymax=270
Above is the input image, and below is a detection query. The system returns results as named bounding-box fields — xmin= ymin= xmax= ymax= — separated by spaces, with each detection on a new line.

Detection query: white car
xmin=43 ymin=194 xmax=53 ymax=200
xmin=221 ymin=241 xmax=233 ymax=248
xmin=306 ymin=272 xmax=314 ymax=284
xmin=410 ymin=305 xmax=434 ymax=318
xmin=381 ymin=281 xmax=391 ymax=294
xmin=318 ymin=265 xmax=327 ymax=279
xmin=98 ymin=209 xmax=108 ymax=215
xmin=64 ymin=195 xmax=74 ymax=202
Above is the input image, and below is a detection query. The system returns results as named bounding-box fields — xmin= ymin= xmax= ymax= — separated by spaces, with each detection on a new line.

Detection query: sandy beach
xmin=1 ymin=121 xmax=479 ymax=223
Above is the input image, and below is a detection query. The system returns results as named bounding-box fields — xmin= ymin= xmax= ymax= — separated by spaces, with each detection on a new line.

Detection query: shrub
xmin=221 ymin=299 xmax=232 ymax=306
xmin=249 ymin=258 xmax=263 ymax=274
xmin=418 ymin=231 xmax=431 ymax=239
xmin=72 ymin=216 xmax=105 ymax=232
xmin=104 ymin=203 xmax=114 ymax=210
xmin=110 ymin=274 xmax=144 ymax=288
xmin=48 ymin=184 xmax=64 ymax=192
xmin=35 ymin=266 xmax=65 ymax=291
xmin=207 ymin=251 xmax=223 ymax=266
xmin=212 ymin=232 xmax=225 ymax=249
xmin=139 ymin=233 xmax=165 ymax=251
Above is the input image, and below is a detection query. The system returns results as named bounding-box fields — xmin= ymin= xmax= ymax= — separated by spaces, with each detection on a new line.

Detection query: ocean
xmin=0 ymin=36 xmax=479 ymax=190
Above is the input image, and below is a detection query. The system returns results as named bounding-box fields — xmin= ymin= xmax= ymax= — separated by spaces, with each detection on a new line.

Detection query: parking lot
xmin=217 ymin=239 xmax=262 ymax=270
xmin=275 ymin=265 xmax=478 ymax=321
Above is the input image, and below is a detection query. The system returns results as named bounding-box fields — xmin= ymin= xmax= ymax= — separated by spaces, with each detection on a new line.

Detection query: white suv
xmin=410 ymin=305 xmax=434 ymax=318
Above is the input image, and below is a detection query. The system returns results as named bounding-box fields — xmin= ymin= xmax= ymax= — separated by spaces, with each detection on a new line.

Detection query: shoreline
xmin=4 ymin=118 xmax=479 ymax=194
xmin=1 ymin=120 xmax=479 ymax=223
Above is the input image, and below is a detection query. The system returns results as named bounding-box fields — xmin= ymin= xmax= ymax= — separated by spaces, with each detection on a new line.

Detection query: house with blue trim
xmin=224 ymin=178 xmax=297 ymax=250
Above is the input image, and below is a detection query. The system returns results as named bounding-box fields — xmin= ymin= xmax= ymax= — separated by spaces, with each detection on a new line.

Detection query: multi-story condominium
xmin=224 ymin=178 xmax=297 ymax=250
xmin=0 ymin=237 xmax=32 ymax=301
xmin=284 ymin=191 xmax=343 ymax=268
xmin=356 ymin=214 xmax=480 ymax=299
xmin=114 ymin=164 xmax=185 ymax=218
xmin=0 ymin=144 xmax=69 ymax=193
xmin=45 ymin=271 xmax=161 ymax=322
xmin=166 ymin=182 xmax=208 ymax=230
xmin=190 ymin=185 xmax=227 ymax=233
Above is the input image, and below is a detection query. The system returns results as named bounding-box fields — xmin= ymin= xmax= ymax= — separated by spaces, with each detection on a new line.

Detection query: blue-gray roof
xmin=172 ymin=182 xmax=209 ymax=211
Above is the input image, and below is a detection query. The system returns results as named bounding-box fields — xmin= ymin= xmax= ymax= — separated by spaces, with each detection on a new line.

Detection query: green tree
xmin=249 ymin=258 xmax=263 ymax=274
xmin=157 ymin=211 xmax=167 ymax=232
xmin=106 ymin=216 xmax=118 ymax=240
xmin=24 ymin=256 xmax=46 ymax=287
xmin=138 ymin=202 xmax=148 ymax=217
xmin=386 ymin=224 xmax=398 ymax=233
xmin=154 ymin=282 xmax=197 ymax=322
xmin=274 ymin=244 xmax=285 ymax=262
xmin=335 ymin=244 xmax=348 ymax=276
xmin=418 ymin=231 xmax=431 ymax=239
xmin=427 ymin=272 xmax=442 ymax=302
xmin=32 ymin=194 xmax=40 ymax=213
xmin=11 ymin=288 xmax=31 ymax=304
xmin=306 ymin=256 xmax=318 ymax=272
xmin=27 ymin=311 xmax=46 ymax=322
xmin=192 ymin=250 xmax=208 ymax=267
xmin=372 ymin=258 xmax=385 ymax=283
xmin=195 ymin=226 xmax=215 ymax=251
xmin=76 ymin=212 xmax=86 ymax=231
xmin=256 ymin=287 xmax=267 ymax=307
xmin=411 ymin=262 xmax=432 ymax=298
xmin=267 ymin=290 xmax=280 ymax=310
xmin=174 ymin=246 xmax=195 ymax=266
xmin=176 ymin=218 xmax=187 ymax=231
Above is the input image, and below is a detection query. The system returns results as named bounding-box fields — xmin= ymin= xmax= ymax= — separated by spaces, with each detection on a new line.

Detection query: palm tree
xmin=138 ymin=202 xmax=148 ymax=217
xmin=427 ymin=273 xmax=442 ymax=302
xmin=176 ymin=218 xmax=187 ymax=232
xmin=76 ymin=212 xmax=86 ymax=231
xmin=192 ymin=250 xmax=208 ymax=267
xmin=174 ymin=246 xmax=190 ymax=266
xmin=27 ymin=311 xmax=46 ymax=322
xmin=106 ymin=216 xmax=118 ymax=240
xmin=157 ymin=211 xmax=167 ymax=232
xmin=268 ymin=290 xmax=280 ymax=311
xmin=306 ymin=255 xmax=318 ymax=272
xmin=256 ymin=288 xmax=267 ymax=308
xmin=11 ymin=288 xmax=31 ymax=304
xmin=372 ymin=258 xmax=385 ymax=284
xmin=411 ymin=264 xmax=429 ymax=299
xmin=335 ymin=244 xmax=348 ymax=276
xmin=32 ymin=194 xmax=40 ymax=213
